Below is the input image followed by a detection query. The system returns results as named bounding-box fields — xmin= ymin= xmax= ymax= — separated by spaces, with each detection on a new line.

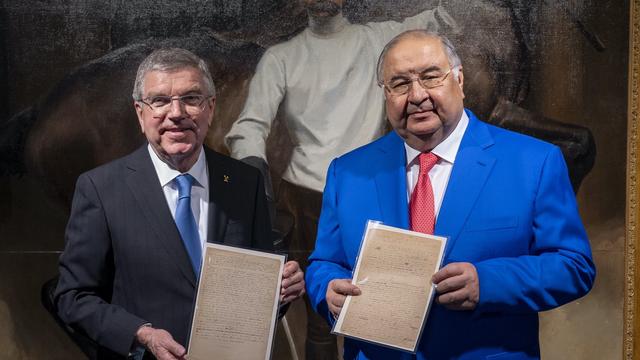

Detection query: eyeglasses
xmin=138 ymin=94 xmax=213 ymax=115
xmin=380 ymin=67 xmax=455 ymax=96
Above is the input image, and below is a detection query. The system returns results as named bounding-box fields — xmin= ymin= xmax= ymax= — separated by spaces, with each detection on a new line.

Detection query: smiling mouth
xmin=160 ymin=129 xmax=195 ymax=140
xmin=162 ymin=127 xmax=193 ymax=134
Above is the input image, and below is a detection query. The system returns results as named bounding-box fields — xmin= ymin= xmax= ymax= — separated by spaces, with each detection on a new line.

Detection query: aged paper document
xmin=333 ymin=221 xmax=447 ymax=352
xmin=187 ymin=243 xmax=285 ymax=360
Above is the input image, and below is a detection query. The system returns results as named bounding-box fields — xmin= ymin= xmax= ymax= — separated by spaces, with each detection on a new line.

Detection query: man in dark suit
xmin=305 ymin=31 xmax=595 ymax=359
xmin=54 ymin=48 xmax=305 ymax=360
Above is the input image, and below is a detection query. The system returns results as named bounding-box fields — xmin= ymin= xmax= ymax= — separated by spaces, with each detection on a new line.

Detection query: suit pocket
xmin=464 ymin=216 xmax=518 ymax=232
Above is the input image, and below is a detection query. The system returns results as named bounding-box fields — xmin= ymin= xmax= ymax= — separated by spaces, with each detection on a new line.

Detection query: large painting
xmin=0 ymin=1 xmax=629 ymax=359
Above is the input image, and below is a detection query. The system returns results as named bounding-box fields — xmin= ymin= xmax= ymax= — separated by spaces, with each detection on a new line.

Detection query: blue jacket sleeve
xmin=305 ymin=159 xmax=353 ymax=325
xmin=475 ymin=146 xmax=596 ymax=313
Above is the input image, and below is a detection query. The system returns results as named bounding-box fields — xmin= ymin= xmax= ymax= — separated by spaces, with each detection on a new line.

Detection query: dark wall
xmin=0 ymin=2 xmax=9 ymax=120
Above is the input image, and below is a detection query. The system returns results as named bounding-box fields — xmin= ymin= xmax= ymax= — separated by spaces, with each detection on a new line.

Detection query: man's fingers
xmin=282 ymin=261 xmax=300 ymax=278
xmin=155 ymin=338 xmax=185 ymax=360
xmin=156 ymin=348 xmax=181 ymax=360
xmin=432 ymin=263 xmax=465 ymax=284
xmin=326 ymin=279 xmax=361 ymax=317
xmin=281 ymin=268 xmax=304 ymax=291
xmin=141 ymin=328 xmax=186 ymax=360
xmin=280 ymin=264 xmax=305 ymax=304
xmin=437 ymin=288 xmax=470 ymax=305
xmin=434 ymin=274 xmax=467 ymax=294
xmin=329 ymin=295 xmax=346 ymax=309
xmin=327 ymin=298 xmax=342 ymax=317
xmin=166 ymin=340 xmax=186 ymax=357
xmin=433 ymin=263 xmax=479 ymax=311
xmin=436 ymin=291 xmax=477 ymax=311
xmin=329 ymin=279 xmax=361 ymax=296
xmin=282 ymin=289 xmax=305 ymax=304
xmin=282 ymin=278 xmax=305 ymax=297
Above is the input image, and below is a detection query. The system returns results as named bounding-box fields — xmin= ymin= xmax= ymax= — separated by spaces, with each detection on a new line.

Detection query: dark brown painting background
xmin=0 ymin=1 xmax=628 ymax=359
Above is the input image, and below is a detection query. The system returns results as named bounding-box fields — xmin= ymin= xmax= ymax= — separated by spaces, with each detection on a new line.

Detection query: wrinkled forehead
xmin=143 ymin=65 xmax=204 ymax=81
xmin=142 ymin=67 xmax=206 ymax=94
xmin=383 ymin=36 xmax=450 ymax=79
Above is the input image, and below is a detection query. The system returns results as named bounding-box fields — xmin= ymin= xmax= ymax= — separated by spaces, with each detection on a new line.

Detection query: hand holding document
xmin=332 ymin=221 xmax=447 ymax=353
xmin=187 ymin=244 xmax=285 ymax=360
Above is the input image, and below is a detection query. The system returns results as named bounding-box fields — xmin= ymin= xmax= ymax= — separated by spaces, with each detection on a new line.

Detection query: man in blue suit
xmin=305 ymin=30 xmax=595 ymax=359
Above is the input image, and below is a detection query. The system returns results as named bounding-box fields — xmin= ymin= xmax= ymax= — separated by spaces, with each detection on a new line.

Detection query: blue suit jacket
xmin=306 ymin=110 xmax=595 ymax=360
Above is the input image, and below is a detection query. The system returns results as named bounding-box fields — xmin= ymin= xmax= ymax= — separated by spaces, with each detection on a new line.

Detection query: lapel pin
xmin=223 ymin=175 xmax=230 ymax=183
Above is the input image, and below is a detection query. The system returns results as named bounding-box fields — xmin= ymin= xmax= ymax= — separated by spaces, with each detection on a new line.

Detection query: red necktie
xmin=410 ymin=152 xmax=439 ymax=234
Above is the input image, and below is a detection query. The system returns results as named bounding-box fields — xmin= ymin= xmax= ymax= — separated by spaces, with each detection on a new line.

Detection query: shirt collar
xmin=405 ymin=110 xmax=469 ymax=166
xmin=147 ymin=144 xmax=208 ymax=188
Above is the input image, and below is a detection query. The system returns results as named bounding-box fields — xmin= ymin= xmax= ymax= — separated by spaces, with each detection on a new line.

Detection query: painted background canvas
xmin=0 ymin=1 xmax=628 ymax=358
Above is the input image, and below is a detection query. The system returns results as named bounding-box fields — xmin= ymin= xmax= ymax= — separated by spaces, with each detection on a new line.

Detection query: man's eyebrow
xmin=144 ymin=86 xmax=204 ymax=98
xmin=144 ymin=91 xmax=166 ymax=98
xmin=389 ymin=74 xmax=410 ymax=82
xmin=387 ymin=65 xmax=444 ymax=82
xmin=182 ymin=88 xmax=204 ymax=95
xmin=418 ymin=65 xmax=442 ymax=73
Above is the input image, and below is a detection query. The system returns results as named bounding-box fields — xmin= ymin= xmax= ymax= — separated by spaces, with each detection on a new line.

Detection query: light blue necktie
xmin=174 ymin=174 xmax=202 ymax=278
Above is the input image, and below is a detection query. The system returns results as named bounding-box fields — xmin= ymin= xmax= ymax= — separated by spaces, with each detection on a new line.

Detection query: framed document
xmin=332 ymin=221 xmax=448 ymax=353
xmin=187 ymin=243 xmax=285 ymax=360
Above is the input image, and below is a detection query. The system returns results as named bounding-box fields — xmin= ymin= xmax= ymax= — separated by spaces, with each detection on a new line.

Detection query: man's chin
xmin=407 ymin=119 xmax=441 ymax=137
xmin=159 ymin=142 xmax=199 ymax=158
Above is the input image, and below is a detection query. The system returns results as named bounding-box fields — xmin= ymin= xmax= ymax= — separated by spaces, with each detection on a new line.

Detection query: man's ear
xmin=456 ymin=66 xmax=465 ymax=99
xmin=207 ymin=97 xmax=216 ymax=126
xmin=134 ymin=101 xmax=145 ymax=133
xmin=382 ymin=87 xmax=389 ymax=101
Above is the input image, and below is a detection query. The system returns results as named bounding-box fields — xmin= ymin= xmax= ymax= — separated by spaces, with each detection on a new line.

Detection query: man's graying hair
xmin=132 ymin=48 xmax=216 ymax=100
xmin=376 ymin=30 xmax=462 ymax=84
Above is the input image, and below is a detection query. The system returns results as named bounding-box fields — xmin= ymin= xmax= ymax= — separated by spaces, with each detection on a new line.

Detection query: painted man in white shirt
xmin=224 ymin=0 xmax=456 ymax=358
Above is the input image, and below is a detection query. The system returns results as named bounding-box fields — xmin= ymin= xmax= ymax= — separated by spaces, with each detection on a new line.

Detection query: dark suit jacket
xmin=54 ymin=145 xmax=273 ymax=358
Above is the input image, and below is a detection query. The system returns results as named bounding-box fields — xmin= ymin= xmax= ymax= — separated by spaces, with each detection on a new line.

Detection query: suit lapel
xmin=436 ymin=111 xmax=496 ymax=259
xmin=205 ymin=148 xmax=229 ymax=244
xmin=374 ymin=132 xmax=410 ymax=229
xmin=124 ymin=145 xmax=197 ymax=287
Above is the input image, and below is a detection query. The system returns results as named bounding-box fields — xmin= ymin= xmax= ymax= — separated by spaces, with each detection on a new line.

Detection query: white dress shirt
xmin=405 ymin=111 xmax=469 ymax=219
xmin=148 ymin=145 xmax=210 ymax=251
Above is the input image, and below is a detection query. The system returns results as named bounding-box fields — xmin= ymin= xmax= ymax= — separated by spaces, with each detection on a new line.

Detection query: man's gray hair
xmin=132 ymin=48 xmax=216 ymax=100
xmin=376 ymin=30 xmax=462 ymax=84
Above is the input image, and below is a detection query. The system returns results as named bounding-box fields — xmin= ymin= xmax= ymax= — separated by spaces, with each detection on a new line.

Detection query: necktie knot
xmin=175 ymin=174 xmax=195 ymax=199
xmin=419 ymin=152 xmax=438 ymax=174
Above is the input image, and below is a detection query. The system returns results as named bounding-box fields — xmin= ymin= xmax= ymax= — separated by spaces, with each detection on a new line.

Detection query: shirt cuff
xmin=128 ymin=323 xmax=152 ymax=359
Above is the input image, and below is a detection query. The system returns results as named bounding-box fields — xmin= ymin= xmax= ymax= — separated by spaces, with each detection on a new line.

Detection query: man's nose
xmin=167 ymin=98 xmax=186 ymax=118
xmin=407 ymin=80 xmax=429 ymax=104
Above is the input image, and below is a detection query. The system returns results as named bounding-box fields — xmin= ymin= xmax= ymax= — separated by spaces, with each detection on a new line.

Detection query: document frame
xmin=332 ymin=221 xmax=448 ymax=353
xmin=187 ymin=243 xmax=285 ymax=360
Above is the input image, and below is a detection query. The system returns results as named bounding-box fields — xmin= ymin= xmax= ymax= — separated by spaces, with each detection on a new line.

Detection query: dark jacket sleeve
xmin=54 ymin=173 xmax=147 ymax=356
